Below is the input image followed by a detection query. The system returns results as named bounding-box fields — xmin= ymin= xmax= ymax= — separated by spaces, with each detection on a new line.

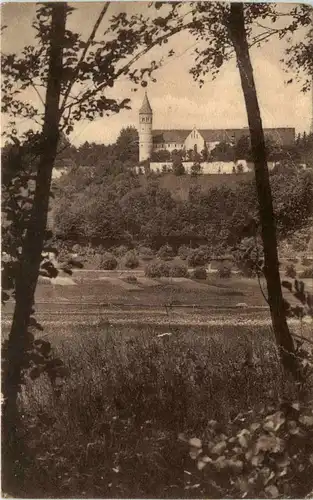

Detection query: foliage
xmin=99 ymin=252 xmax=118 ymax=270
xmin=13 ymin=327 xmax=307 ymax=498
xmin=52 ymin=163 xmax=313 ymax=256
xmin=157 ymin=244 xmax=175 ymax=260
xmin=122 ymin=250 xmax=139 ymax=269
xmin=123 ymin=275 xmax=138 ymax=284
xmin=285 ymin=264 xmax=297 ymax=279
xmin=151 ymin=149 xmax=171 ymax=162
xmin=169 ymin=261 xmax=189 ymax=278
xmin=191 ymin=162 xmax=202 ymax=176
xmin=234 ymin=237 xmax=263 ymax=278
xmin=138 ymin=245 xmax=155 ymax=261
xmin=144 ymin=259 xmax=170 ymax=277
xmin=217 ymin=265 xmax=232 ymax=279
xmin=188 ymin=249 xmax=207 ymax=268
xmin=211 ymin=141 xmax=235 ymax=162
xmin=112 ymin=245 xmax=129 ymax=258
xmin=282 ymin=278 xmax=313 ymax=325
xmin=183 ymin=399 xmax=313 ymax=498
xmin=172 ymin=156 xmax=185 ymax=176
xmin=302 ymin=255 xmax=313 ymax=267
xmin=191 ymin=266 xmax=207 ymax=280
xmin=178 ymin=244 xmax=191 ymax=260
xmin=299 ymin=266 xmax=313 ymax=279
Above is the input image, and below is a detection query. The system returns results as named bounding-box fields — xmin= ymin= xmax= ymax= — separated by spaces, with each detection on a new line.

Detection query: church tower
xmin=139 ymin=92 xmax=153 ymax=162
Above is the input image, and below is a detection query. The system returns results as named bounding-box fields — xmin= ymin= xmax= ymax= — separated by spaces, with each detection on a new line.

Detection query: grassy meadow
xmin=3 ymin=264 xmax=313 ymax=498
xmin=17 ymin=325 xmax=309 ymax=499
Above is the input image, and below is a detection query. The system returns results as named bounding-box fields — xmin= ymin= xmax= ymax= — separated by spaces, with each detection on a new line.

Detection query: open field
xmin=2 ymin=271 xmax=312 ymax=343
xmin=6 ymin=271 xmax=268 ymax=307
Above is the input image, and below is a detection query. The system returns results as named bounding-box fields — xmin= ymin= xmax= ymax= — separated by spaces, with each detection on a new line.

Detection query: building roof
xmin=151 ymin=128 xmax=295 ymax=146
xmin=152 ymin=129 xmax=190 ymax=144
xmin=139 ymin=93 xmax=152 ymax=114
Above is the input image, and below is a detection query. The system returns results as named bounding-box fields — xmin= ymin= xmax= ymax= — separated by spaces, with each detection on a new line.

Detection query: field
xmin=3 ymin=270 xmax=313 ymax=498
xmin=2 ymin=270 xmax=268 ymax=327
xmin=3 ymin=269 xmax=312 ymax=343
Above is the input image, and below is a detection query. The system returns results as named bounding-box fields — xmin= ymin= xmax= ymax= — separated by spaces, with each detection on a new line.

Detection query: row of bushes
xmin=99 ymin=252 xmax=233 ymax=279
xmin=145 ymin=259 xmax=232 ymax=279
xmin=100 ymin=250 xmax=139 ymax=270
xmin=285 ymin=263 xmax=313 ymax=279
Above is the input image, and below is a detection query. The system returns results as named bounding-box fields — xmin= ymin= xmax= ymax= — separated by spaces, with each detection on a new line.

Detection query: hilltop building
xmin=138 ymin=93 xmax=295 ymax=163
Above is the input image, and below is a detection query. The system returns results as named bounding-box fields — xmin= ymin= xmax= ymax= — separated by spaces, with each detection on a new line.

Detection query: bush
xmin=173 ymin=161 xmax=185 ymax=176
xmin=302 ymin=256 xmax=312 ymax=266
xmin=299 ymin=266 xmax=313 ymax=278
xmin=218 ymin=265 xmax=231 ymax=278
xmin=169 ymin=262 xmax=188 ymax=278
xmin=191 ymin=266 xmax=207 ymax=280
xmin=178 ymin=244 xmax=191 ymax=260
xmin=187 ymin=249 xmax=207 ymax=268
xmin=112 ymin=245 xmax=128 ymax=257
xmin=234 ymin=238 xmax=263 ymax=278
xmin=145 ymin=260 xmax=170 ymax=277
xmin=99 ymin=252 xmax=118 ymax=270
xmin=157 ymin=244 xmax=174 ymax=261
xmin=122 ymin=250 xmax=139 ymax=269
xmin=123 ymin=275 xmax=138 ymax=284
xmin=285 ymin=263 xmax=297 ymax=278
xmin=139 ymin=246 xmax=154 ymax=261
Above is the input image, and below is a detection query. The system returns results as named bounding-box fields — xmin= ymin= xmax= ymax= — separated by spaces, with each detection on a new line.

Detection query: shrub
xmin=299 ymin=266 xmax=313 ymax=279
xmin=113 ymin=245 xmax=128 ymax=257
xmin=123 ymin=275 xmax=138 ymax=284
xmin=178 ymin=244 xmax=191 ymax=260
xmin=145 ymin=260 xmax=170 ymax=277
xmin=169 ymin=262 xmax=188 ymax=278
xmin=157 ymin=244 xmax=174 ymax=261
xmin=191 ymin=266 xmax=207 ymax=280
xmin=122 ymin=250 xmax=139 ymax=269
xmin=218 ymin=265 xmax=231 ymax=278
xmin=139 ymin=246 xmax=154 ymax=261
xmin=302 ymin=256 xmax=312 ymax=266
xmin=285 ymin=263 xmax=297 ymax=278
xmin=173 ymin=161 xmax=185 ymax=176
xmin=99 ymin=252 xmax=118 ymax=270
xmin=187 ymin=249 xmax=207 ymax=268
xmin=234 ymin=238 xmax=263 ymax=278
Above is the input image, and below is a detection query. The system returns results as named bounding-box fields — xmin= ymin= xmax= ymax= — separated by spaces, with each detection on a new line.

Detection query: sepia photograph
xmin=1 ymin=1 xmax=313 ymax=498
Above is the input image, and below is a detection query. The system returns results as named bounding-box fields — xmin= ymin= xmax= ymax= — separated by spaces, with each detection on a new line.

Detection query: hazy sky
xmin=1 ymin=2 xmax=312 ymax=145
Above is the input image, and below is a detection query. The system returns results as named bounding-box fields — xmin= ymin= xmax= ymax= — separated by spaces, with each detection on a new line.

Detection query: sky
xmin=1 ymin=1 xmax=312 ymax=146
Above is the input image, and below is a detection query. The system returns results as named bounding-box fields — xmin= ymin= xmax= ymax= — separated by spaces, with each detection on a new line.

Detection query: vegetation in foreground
xmin=9 ymin=328 xmax=313 ymax=499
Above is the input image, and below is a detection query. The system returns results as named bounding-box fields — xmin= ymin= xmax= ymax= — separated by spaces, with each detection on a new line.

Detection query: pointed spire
xmin=139 ymin=92 xmax=152 ymax=114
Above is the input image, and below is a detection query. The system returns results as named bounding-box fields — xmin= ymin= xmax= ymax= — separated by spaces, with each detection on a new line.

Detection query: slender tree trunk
xmin=2 ymin=3 xmax=67 ymax=493
xmin=228 ymin=3 xmax=298 ymax=376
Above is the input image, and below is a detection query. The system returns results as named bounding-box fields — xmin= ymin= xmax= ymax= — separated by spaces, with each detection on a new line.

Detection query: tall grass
xmin=17 ymin=327 xmax=297 ymax=498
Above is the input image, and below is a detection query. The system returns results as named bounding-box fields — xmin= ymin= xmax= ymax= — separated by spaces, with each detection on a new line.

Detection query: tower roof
xmin=139 ymin=92 xmax=152 ymax=114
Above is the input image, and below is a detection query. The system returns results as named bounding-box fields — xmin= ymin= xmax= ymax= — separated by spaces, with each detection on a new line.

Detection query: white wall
xmin=149 ymin=160 xmax=250 ymax=174
xmin=135 ymin=160 xmax=275 ymax=175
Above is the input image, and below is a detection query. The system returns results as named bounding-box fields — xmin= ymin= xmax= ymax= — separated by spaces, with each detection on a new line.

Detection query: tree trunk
xmin=228 ymin=4 xmax=298 ymax=377
xmin=2 ymin=3 xmax=67 ymax=493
